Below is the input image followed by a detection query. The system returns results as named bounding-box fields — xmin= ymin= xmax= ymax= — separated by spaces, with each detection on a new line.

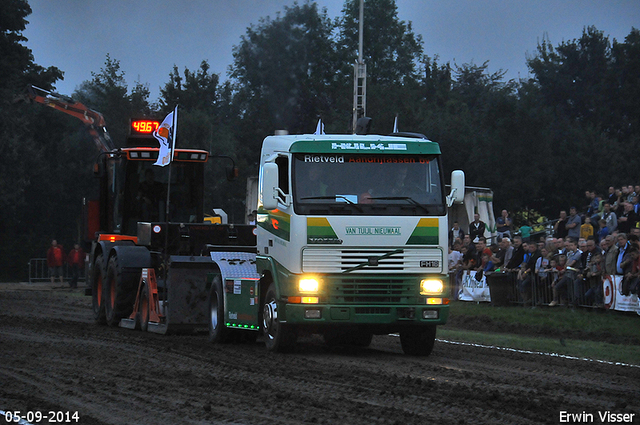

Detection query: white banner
xmin=458 ymin=270 xmax=491 ymax=302
xmin=603 ymin=275 xmax=640 ymax=314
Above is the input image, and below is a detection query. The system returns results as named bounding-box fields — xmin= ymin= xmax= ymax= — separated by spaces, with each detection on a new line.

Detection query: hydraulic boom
xmin=19 ymin=85 xmax=114 ymax=152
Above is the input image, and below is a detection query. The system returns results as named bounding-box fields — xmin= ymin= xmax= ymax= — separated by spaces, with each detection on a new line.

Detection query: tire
xmin=400 ymin=325 xmax=437 ymax=356
xmin=91 ymin=255 xmax=107 ymax=325
xmin=208 ymin=274 xmax=232 ymax=343
xmin=103 ymin=255 xmax=136 ymax=327
xmin=262 ymin=283 xmax=297 ymax=353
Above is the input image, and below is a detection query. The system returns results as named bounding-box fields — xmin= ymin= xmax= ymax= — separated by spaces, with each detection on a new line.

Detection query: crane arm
xmin=19 ymin=85 xmax=115 ymax=152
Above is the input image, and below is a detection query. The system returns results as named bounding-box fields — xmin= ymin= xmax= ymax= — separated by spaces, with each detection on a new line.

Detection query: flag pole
xmin=164 ymin=106 xmax=178 ymax=222
xmin=163 ymin=106 xmax=178 ymax=289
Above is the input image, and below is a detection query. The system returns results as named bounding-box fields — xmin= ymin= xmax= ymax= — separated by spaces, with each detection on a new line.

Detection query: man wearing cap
xmin=566 ymin=207 xmax=582 ymax=240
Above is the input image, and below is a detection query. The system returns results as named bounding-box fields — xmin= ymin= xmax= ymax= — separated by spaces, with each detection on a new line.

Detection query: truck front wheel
xmin=400 ymin=325 xmax=437 ymax=356
xmin=262 ymin=283 xmax=297 ymax=352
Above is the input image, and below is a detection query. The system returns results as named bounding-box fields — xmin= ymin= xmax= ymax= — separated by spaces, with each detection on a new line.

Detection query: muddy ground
xmin=0 ymin=283 xmax=638 ymax=425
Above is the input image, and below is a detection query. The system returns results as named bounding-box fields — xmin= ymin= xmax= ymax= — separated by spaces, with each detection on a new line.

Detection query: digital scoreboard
xmin=130 ymin=119 xmax=160 ymax=136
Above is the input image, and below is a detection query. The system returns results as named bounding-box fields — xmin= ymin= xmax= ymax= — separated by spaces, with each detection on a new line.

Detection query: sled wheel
xmin=91 ymin=254 xmax=106 ymax=325
xmin=103 ymin=255 xmax=135 ymax=327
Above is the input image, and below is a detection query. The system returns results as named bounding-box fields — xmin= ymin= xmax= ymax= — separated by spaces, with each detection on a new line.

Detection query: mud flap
xmin=148 ymin=256 xmax=216 ymax=334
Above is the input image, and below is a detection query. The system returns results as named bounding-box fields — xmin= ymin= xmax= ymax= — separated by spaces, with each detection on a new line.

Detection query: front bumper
xmin=284 ymin=302 xmax=449 ymax=330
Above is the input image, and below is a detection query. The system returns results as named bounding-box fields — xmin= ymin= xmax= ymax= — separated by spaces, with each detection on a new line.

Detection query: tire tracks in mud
xmin=0 ymin=288 xmax=638 ymax=424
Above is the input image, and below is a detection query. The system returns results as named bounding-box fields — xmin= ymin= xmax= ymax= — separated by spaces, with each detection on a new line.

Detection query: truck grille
xmin=329 ymin=278 xmax=414 ymax=304
xmin=302 ymin=248 xmax=443 ymax=273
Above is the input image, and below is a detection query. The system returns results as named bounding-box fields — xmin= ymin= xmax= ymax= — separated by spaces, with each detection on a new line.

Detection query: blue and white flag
xmin=153 ymin=106 xmax=178 ymax=166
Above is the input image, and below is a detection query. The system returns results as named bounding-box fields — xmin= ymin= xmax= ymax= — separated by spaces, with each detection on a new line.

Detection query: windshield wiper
xmin=342 ymin=249 xmax=404 ymax=274
xmin=368 ymin=197 xmax=429 ymax=214
xmin=300 ymin=196 xmax=363 ymax=212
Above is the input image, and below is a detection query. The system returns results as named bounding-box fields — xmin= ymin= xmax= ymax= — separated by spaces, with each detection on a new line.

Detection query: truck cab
xmin=95 ymin=147 xmax=207 ymax=237
xmin=256 ymin=133 xmax=464 ymax=354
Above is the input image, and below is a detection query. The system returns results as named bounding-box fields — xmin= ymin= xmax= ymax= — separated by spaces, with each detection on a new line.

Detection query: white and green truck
xmin=207 ymin=132 xmax=465 ymax=356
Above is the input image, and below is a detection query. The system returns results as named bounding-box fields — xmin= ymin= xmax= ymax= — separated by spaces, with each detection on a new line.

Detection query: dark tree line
xmin=1 ymin=0 xmax=639 ymax=280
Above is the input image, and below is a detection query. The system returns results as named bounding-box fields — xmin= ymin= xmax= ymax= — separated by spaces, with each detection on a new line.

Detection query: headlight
xmin=420 ymin=279 xmax=444 ymax=295
xmin=299 ymin=277 xmax=320 ymax=293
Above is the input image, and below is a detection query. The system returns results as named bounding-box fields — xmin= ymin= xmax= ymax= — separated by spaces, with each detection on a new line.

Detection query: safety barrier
xmin=501 ymin=270 xmax=600 ymax=308
xmin=28 ymin=258 xmax=86 ymax=284
xmin=451 ymin=269 xmax=639 ymax=313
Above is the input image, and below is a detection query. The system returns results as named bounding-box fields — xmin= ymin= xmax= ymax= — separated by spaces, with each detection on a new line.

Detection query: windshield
xmin=119 ymin=160 xmax=204 ymax=234
xmin=293 ymin=153 xmax=445 ymax=216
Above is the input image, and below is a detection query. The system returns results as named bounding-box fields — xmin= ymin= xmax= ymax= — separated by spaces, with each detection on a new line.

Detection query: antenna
xmin=352 ymin=0 xmax=366 ymax=133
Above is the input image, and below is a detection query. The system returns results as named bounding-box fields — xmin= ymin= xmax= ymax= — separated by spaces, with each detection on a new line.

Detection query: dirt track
xmin=0 ymin=284 xmax=638 ymax=425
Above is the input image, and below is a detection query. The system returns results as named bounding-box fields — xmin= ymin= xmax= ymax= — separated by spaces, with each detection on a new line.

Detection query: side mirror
xmin=261 ymin=162 xmax=279 ymax=210
xmin=447 ymin=170 xmax=465 ymax=207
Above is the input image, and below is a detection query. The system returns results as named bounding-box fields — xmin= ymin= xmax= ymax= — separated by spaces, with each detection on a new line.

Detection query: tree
xmin=0 ymin=0 xmax=64 ymax=281
xmin=334 ymin=0 xmax=425 ymax=132
xmin=229 ymin=1 xmax=339 ymax=135
xmin=337 ymin=0 xmax=423 ymax=86
xmin=611 ymin=28 xmax=640 ymax=138
xmin=527 ymin=27 xmax=612 ymax=127
xmin=159 ymin=62 xmax=246 ymax=221
xmin=74 ymin=54 xmax=153 ymax=146
xmin=160 ymin=61 xmax=219 ymax=114
xmin=525 ymin=26 xmax=640 ymax=206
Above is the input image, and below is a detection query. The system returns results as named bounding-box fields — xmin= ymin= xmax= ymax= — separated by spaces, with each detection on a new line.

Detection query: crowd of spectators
xmin=448 ymin=186 xmax=640 ymax=306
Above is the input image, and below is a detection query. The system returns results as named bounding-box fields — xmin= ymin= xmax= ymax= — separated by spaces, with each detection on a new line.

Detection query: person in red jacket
xmin=47 ymin=240 xmax=65 ymax=285
xmin=66 ymin=243 xmax=85 ymax=288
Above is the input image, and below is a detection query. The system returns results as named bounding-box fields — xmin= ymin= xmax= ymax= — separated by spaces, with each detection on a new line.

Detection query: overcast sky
xmin=24 ymin=0 xmax=640 ymax=102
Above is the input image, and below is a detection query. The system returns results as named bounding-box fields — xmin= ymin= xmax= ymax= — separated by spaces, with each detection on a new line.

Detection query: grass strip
xmin=437 ymin=327 xmax=640 ymax=367
xmin=442 ymin=301 xmax=640 ymax=366
xmin=447 ymin=301 xmax=640 ymax=342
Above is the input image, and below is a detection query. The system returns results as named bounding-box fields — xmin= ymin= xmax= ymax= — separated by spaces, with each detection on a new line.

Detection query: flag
xmin=393 ymin=115 xmax=399 ymax=133
xmin=153 ymin=106 xmax=178 ymax=166
xmin=313 ymin=118 xmax=325 ymax=135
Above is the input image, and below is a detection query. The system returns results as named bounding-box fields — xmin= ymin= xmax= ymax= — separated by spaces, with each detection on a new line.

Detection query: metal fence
xmin=28 ymin=258 xmax=86 ymax=284
xmin=450 ymin=270 xmax=608 ymax=308
xmin=496 ymin=270 xmax=602 ymax=307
